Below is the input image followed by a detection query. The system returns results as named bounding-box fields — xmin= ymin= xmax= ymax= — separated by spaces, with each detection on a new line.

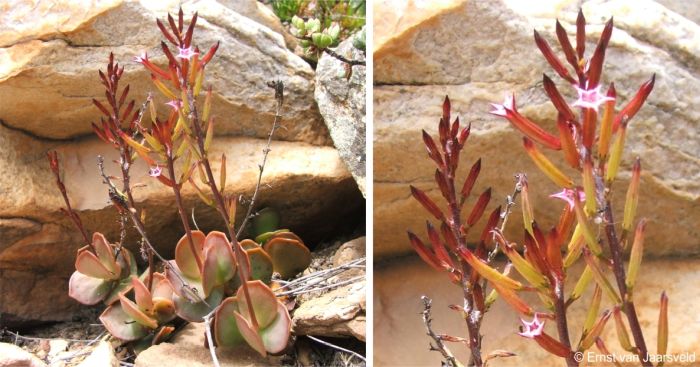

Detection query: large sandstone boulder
xmin=375 ymin=257 xmax=700 ymax=366
xmin=315 ymin=31 xmax=367 ymax=197
xmin=0 ymin=0 xmax=329 ymax=144
xmin=373 ymin=0 xmax=700 ymax=259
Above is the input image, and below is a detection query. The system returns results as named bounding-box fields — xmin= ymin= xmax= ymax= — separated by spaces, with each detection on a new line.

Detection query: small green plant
xmin=49 ymin=7 xmax=312 ymax=360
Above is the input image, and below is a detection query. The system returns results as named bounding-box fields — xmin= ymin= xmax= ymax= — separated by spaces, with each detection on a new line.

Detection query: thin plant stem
xmin=420 ymin=296 xmax=459 ymax=367
xmin=553 ymin=279 xmax=577 ymax=367
xmin=603 ymin=202 xmax=652 ymax=367
xmin=203 ymin=309 xmax=221 ymax=367
xmin=166 ymin=150 xmax=204 ymax=272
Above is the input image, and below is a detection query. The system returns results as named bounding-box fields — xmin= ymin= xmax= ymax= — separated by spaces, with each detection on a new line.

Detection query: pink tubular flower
xmin=148 ymin=165 xmax=162 ymax=177
xmin=550 ymin=188 xmax=586 ymax=209
xmin=165 ymin=99 xmax=183 ymax=111
xmin=489 ymin=93 xmax=516 ymax=116
xmin=518 ymin=314 xmax=545 ymax=338
xmin=572 ymin=85 xmax=615 ymax=111
xmin=176 ymin=46 xmax=199 ymax=60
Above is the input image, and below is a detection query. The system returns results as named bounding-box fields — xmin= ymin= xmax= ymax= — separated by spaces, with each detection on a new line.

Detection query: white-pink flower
xmin=489 ymin=93 xmax=516 ymax=116
xmin=550 ymin=188 xmax=586 ymax=209
xmin=518 ymin=314 xmax=545 ymax=339
xmin=133 ymin=51 xmax=148 ymax=64
xmin=165 ymin=99 xmax=183 ymax=111
xmin=176 ymin=46 xmax=199 ymax=60
xmin=149 ymin=165 xmax=162 ymax=177
xmin=572 ymin=85 xmax=615 ymax=111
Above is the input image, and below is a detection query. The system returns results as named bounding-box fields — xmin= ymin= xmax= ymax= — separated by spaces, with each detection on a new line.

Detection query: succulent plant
xmin=69 ymin=232 xmax=138 ymax=306
xmin=100 ymin=273 xmax=176 ymax=342
xmin=214 ymin=280 xmax=291 ymax=356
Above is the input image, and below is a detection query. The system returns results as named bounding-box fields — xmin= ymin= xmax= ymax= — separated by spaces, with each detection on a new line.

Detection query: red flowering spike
xmin=121 ymin=100 xmax=135 ymax=122
xmin=178 ymin=8 xmax=184 ymax=33
xmin=438 ymin=117 xmax=449 ymax=148
xmin=458 ymin=124 xmax=471 ymax=147
xmin=442 ymin=95 xmax=451 ymax=129
xmin=467 ymin=187 xmax=491 ymax=227
xmin=92 ymin=123 xmax=108 ymax=143
xmin=450 ymin=117 xmax=460 ymax=141
xmin=586 ymin=17 xmax=614 ymax=88
xmin=434 ymin=170 xmax=450 ymax=200
xmin=545 ymin=227 xmax=563 ymax=275
xmin=532 ymin=222 xmax=547 ymax=251
xmin=184 ymin=12 xmax=198 ymax=48
xmin=480 ymin=206 xmax=502 ymax=244
xmin=167 ymin=13 xmax=181 ymax=44
xmin=156 ymin=19 xmax=179 ymax=45
xmin=441 ymin=222 xmax=458 ymax=253
xmin=410 ymin=185 xmax=445 ymax=221
xmin=576 ymin=9 xmax=586 ymax=59
xmin=613 ymin=74 xmax=655 ymax=132
xmin=556 ymin=116 xmax=580 ymax=169
xmin=523 ymin=230 xmax=551 ymax=278
xmin=161 ymin=42 xmax=179 ymax=68
xmin=460 ymin=158 xmax=481 ymax=202
xmin=543 ymin=74 xmax=576 ymax=121
xmin=92 ymin=99 xmax=110 ymax=117
xmin=534 ymin=30 xmax=577 ymax=84
xmin=200 ymin=41 xmax=220 ymax=67
xmin=581 ymin=107 xmax=596 ymax=150
xmin=555 ymin=20 xmax=579 ymax=73
xmin=422 ymin=130 xmax=444 ymax=168
xmin=407 ymin=232 xmax=443 ymax=271
xmin=118 ymin=84 xmax=130 ymax=108
xmin=426 ymin=222 xmax=453 ymax=269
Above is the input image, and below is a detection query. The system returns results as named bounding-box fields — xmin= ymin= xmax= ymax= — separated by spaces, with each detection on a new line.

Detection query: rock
xmin=315 ymin=31 xmax=367 ymax=196
xmin=135 ymin=323 xmax=281 ymax=367
xmin=0 ymin=343 xmax=47 ymax=367
xmin=291 ymin=237 xmax=366 ymax=341
xmin=375 ymin=256 xmax=700 ymax=366
xmin=76 ymin=341 xmax=120 ymax=367
xmin=0 ymin=0 xmax=329 ymax=145
xmin=373 ymin=0 xmax=700 ymax=259
xmin=332 ymin=237 xmax=366 ymax=269
xmin=0 ymin=120 xmax=362 ymax=326
xmin=47 ymin=339 xmax=68 ymax=360
xmin=293 ymin=281 xmax=366 ymax=342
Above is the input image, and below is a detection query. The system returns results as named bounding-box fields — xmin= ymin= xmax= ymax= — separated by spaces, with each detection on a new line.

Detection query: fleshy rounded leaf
xmin=173 ymin=286 xmax=223 ymax=322
xmin=92 ymin=232 xmax=119 ymax=274
xmin=76 ymin=247 xmax=119 ymax=280
xmin=165 ymin=260 xmax=204 ymax=298
xmin=202 ymin=231 xmax=236 ymax=297
xmin=132 ymin=276 xmax=154 ymax=313
xmin=263 ymin=238 xmax=311 ymax=279
xmin=234 ymin=310 xmax=266 ymax=356
xmin=252 ymin=208 xmax=280 ymax=238
xmin=100 ymin=304 xmax=149 ymax=341
xmin=214 ymin=297 xmax=245 ymax=347
xmin=119 ymin=293 xmax=158 ymax=329
xmin=247 ymin=247 xmax=273 ymax=284
xmin=236 ymin=280 xmax=279 ymax=329
xmin=152 ymin=298 xmax=176 ymax=323
xmin=259 ymin=302 xmax=291 ymax=354
xmin=68 ymin=271 xmax=112 ymax=305
xmin=175 ymin=230 xmax=206 ymax=279
xmin=240 ymin=239 xmax=260 ymax=251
